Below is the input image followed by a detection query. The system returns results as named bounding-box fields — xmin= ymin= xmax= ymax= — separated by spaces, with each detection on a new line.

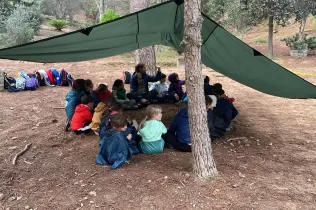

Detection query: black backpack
xmin=3 ymin=72 xmax=16 ymax=89
xmin=60 ymin=69 xmax=69 ymax=86
xmin=123 ymin=71 xmax=132 ymax=84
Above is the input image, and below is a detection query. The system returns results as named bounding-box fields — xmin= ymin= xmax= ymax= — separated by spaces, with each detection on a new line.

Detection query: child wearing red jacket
xmin=71 ymin=94 xmax=94 ymax=135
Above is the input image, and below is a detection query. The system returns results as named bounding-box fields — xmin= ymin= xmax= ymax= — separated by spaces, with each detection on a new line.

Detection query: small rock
xmin=185 ymin=173 xmax=190 ymax=178
xmin=256 ymin=139 xmax=260 ymax=142
xmin=39 ymin=178 xmax=43 ymax=182
xmin=11 ymin=137 xmax=18 ymax=140
xmin=74 ymin=182 xmax=79 ymax=185
xmin=83 ymin=197 xmax=88 ymax=200
xmin=238 ymin=140 xmax=241 ymax=144
xmin=0 ymin=193 xmax=4 ymax=200
xmin=89 ymin=191 xmax=97 ymax=197
xmin=8 ymin=196 xmax=16 ymax=201
xmin=25 ymin=206 xmax=30 ymax=210
xmin=238 ymin=172 xmax=245 ymax=178
xmin=126 ymin=185 xmax=132 ymax=189
xmin=230 ymin=143 xmax=234 ymax=146
xmin=31 ymin=127 xmax=37 ymax=130
xmin=35 ymin=122 xmax=43 ymax=127
xmin=257 ymin=143 xmax=260 ymax=146
xmin=164 ymin=176 xmax=168 ymax=179
xmin=307 ymin=179 xmax=312 ymax=182
xmin=10 ymin=107 xmax=14 ymax=110
xmin=148 ymin=180 xmax=152 ymax=183
xmin=245 ymin=143 xmax=250 ymax=147
xmin=16 ymin=196 xmax=22 ymax=201
xmin=90 ymin=201 xmax=95 ymax=204
xmin=232 ymin=184 xmax=239 ymax=188
xmin=268 ymin=143 xmax=273 ymax=146
xmin=8 ymin=146 xmax=18 ymax=150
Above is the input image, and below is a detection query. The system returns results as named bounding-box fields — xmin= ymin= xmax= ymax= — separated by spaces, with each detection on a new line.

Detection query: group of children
xmin=64 ymin=64 xmax=238 ymax=169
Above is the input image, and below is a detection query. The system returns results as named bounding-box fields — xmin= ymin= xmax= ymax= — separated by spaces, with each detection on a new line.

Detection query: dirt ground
xmin=0 ymin=52 xmax=316 ymax=210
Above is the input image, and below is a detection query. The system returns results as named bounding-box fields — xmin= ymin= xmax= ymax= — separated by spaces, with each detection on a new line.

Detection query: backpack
xmin=60 ymin=69 xmax=70 ymax=86
xmin=15 ymin=78 xmax=26 ymax=90
xmin=45 ymin=69 xmax=56 ymax=85
xmin=4 ymin=75 xmax=16 ymax=89
xmin=35 ymin=71 xmax=46 ymax=86
xmin=19 ymin=72 xmax=29 ymax=80
xmin=51 ymin=69 xmax=61 ymax=86
xmin=123 ymin=71 xmax=131 ymax=84
xmin=67 ymin=73 xmax=74 ymax=87
xmin=25 ymin=77 xmax=37 ymax=91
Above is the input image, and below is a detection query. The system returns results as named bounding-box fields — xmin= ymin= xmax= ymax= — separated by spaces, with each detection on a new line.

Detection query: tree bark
xmin=268 ymin=15 xmax=274 ymax=58
xmin=183 ymin=0 xmax=218 ymax=179
xmin=130 ymin=0 xmax=157 ymax=75
xmin=299 ymin=17 xmax=307 ymax=35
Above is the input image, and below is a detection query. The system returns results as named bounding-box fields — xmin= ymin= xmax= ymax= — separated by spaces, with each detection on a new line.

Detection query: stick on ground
xmin=12 ymin=143 xmax=32 ymax=165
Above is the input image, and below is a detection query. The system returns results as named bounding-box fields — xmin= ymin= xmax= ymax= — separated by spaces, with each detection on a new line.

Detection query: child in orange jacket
xmin=71 ymin=94 xmax=94 ymax=135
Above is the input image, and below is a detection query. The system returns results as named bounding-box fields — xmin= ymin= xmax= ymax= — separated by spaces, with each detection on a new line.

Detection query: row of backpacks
xmin=3 ymin=69 xmax=74 ymax=92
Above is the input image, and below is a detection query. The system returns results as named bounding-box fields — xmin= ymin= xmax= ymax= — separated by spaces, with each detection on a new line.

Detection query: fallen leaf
xmin=8 ymin=146 xmax=18 ymax=150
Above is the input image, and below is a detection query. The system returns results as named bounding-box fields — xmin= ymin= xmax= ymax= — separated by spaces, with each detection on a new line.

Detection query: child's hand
xmin=126 ymin=134 xmax=132 ymax=141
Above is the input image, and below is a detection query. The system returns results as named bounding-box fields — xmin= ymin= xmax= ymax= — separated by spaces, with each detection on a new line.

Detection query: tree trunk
xmin=96 ymin=0 xmax=107 ymax=21
xmin=130 ymin=0 xmax=157 ymax=75
xmin=299 ymin=17 xmax=307 ymax=35
xmin=183 ymin=0 xmax=218 ymax=179
xmin=268 ymin=15 xmax=274 ymax=58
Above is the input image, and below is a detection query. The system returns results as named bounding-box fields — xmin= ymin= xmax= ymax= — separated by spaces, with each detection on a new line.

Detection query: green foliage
xmin=202 ymin=0 xmax=226 ymax=21
xmin=48 ymin=19 xmax=68 ymax=31
xmin=255 ymin=37 xmax=267 ymax=43
xmin=305 ymin=36 xmax=316 ymax=50
xmin=293 ymin=0 xmax=316 ymax=30
xmin=100 ymin=9 xmax=120 ymax=23
xmin=0 ymin=2 xmax=42 ymax=47
xmin=281 ymin=33 xmax=308 ymax=50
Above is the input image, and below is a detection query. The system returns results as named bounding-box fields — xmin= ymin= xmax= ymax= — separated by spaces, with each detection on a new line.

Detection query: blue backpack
xmin=51 ymin=69 xmax=61 ymax=86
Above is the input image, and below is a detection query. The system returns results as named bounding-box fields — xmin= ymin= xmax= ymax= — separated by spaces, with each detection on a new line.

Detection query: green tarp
xmin=0 ymin=0 xmax=315 ymax=98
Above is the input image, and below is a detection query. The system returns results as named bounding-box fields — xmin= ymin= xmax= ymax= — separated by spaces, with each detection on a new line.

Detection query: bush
xmin=281 ymin=33 xmax=308 ymax=50
xmin=48 ymin=19 xmax=68 ymax=31
xmin=255 ymin=37 xmax=267 ymax=44
xmin=0 ymin=3 xmax=42 ymax=47
xmin=100 ymin=9 xmax=120 ymax=23
xmin=305 ymin=36 xmax=316 ymax=50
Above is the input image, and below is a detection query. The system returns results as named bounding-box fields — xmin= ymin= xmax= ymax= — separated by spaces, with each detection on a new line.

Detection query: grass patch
xmin=255 ymin=37 xmax=267 ymax=44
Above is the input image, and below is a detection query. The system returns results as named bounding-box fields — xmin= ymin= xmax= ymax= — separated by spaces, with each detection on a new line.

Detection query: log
xmin=12 ymin=143 xmax=32 ymax=165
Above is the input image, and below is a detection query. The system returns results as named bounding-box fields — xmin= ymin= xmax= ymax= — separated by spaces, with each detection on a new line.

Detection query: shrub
xmin=100 ymin=9 xmax=120 ymax=23
xmin=305 ymin=36 xmax=316 ymax=50
xmin=255 ymin=37 xmax=267 ymax=44
xmin=281 ymin=33 xmax=308 ymax=50
xmin=48 ymin=19 xmax=68 ymax=31
xmin=0 ymin=3 xmax=42 ymax=47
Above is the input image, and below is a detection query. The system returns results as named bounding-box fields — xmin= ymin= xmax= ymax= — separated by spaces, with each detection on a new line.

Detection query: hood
xmin=178 ymin=108 xmax=189 ymax=118
xmin=168 ymin=73 xmax=178 ymax=83
xmin=75 ymin=104 xmax=90 ymax=113
xmin=66 ymin=90 xmax=83 ymax=101
xmin=94 ymin=102 xmax=106 ymax=112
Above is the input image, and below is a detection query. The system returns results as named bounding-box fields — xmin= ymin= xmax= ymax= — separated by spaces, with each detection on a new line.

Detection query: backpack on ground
xmin=45 ymin=69 xmax=56 ymax=85
xmin=15 ymin=78 xmax=26 ymax=90
xmin=4 ymin=75 xmax=16 ymax=89
xmin=51 ymin=69 xmax=61 ymax=86
xmin=25 ymin=77 xmax=37 ymax=91
xmin=123 ymin=71 xmax=131 ymax=84
xmin=19 ymin=72 xmax=29 ymax=80
xmin=35 ymin=71 xmax=46 ymax=86
xmin=67 ymin=73 xmax=74 ymax=87
xmin=60 ymin=69 xmax=70 ymax=86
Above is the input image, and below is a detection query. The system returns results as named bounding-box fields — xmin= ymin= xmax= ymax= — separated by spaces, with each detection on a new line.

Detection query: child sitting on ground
xmin=149 ymin=73 xmax=177 ymax=103
xmin=205 ymin=95 xmax=226 ymax=139
xmin=96 ymin=113 xmax=139 ymax=170
xmin=163 ymin=101 xmax=191 ymax=152
xmin=71 ymin=94 xmax=94 ymax=135
xmin=112 ymin=79 xmax=138 ymax=109
xmin=214 ymin=83 xmax=235 ymax=103
xmin=137 ymin=105 xmax=167 ymax=154
xmin=65 ymin=79 xmax=86 ymax=131
xmin=85 ymin=79 xmax=94 ymax=95
xmin=93 ymin=84 xmax=113 ymax=106
xmin=89 ymin=97 xmax=116 ymax=135
xmin=168 ymin=73 xmax=185 ymax=101
xmin=215 ymin=88 xmax=238 ymax=131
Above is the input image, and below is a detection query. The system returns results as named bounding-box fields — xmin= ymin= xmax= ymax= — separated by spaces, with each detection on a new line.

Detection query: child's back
xmin=169 ymin=108 xmax=191 ymax=144
xmin=138 ymin=105 xmax=166 ymax=154
xmin=71 ymin=104 xmax=93 ymax=131
xmin=216 ymin=98 xmax=238 ymax=129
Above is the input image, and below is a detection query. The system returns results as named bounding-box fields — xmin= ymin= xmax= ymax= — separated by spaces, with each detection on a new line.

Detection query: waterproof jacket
xmin=168 ymin=108 xmax=191 ymax=144
xmin=65 ymin=90 xmax=85 ymax=120
xmin=130 ymin=72 xmax=161 ymax=94
xmin=216 ymin=98 xmax=238 ymax=129
xmin=71 ymin=104 xmax=93 ymax=131
xmin=89 ymin=102 xmax=109 ymax=132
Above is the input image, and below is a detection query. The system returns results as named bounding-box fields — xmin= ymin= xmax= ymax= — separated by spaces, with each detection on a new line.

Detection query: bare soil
xmin=1 ymin=21 xmax=316 ymax=210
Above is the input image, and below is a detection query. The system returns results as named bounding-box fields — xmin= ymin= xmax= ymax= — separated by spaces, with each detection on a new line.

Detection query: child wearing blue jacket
xmin=215 ymin=88 xmax=238 ymax=131
xmin=96 ymin=113 xmax=139 ymax=170
xmin=64 ymin=79 xmax=86 ymax=131
xmin=163 ymin=101 xmax=191 ymax=152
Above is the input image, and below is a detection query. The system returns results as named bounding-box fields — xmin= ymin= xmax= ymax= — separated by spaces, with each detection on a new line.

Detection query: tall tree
xmin=292 ymin=0 xmax=316 ymax=34
xmin=243 ymin=0 xmax=293 ymax=58
xmin=130 ymin=0 xmax=156 ymax=75
xmin=183 ymin=0 xmax=218 ymax=179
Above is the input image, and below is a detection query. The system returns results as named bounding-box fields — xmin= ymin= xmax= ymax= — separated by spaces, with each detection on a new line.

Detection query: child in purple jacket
xmin=168 ymin=73 xmax=185 ymax=101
